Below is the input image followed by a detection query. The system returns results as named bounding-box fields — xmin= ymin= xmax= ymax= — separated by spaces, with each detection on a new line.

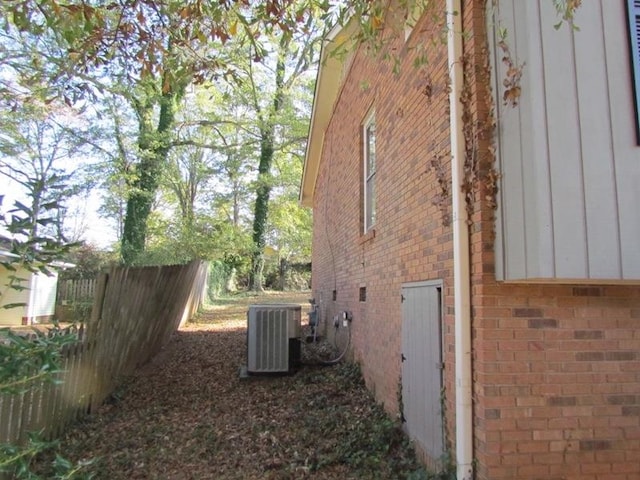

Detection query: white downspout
xmin=446 ymin=0 xmax=473 ymax=479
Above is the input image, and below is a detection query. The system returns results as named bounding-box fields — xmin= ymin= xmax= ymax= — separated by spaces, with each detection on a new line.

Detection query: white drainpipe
xmin=446 ymin=0 xmax=473 ymax=479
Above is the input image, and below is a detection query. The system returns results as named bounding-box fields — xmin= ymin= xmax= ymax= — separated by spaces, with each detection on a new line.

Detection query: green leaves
xmin=0 ymin=432 xmax=95 ymax=479
xmin=0 ymin=325 xmax=77 ymax=395
xmin=2 ymin=201 xmax=74 ymax=271
xmin=50 ymin=453 xmax=96 ymax=480
xmin=0 ymin=432 xmax=50 ymax=478
xmin=0 ymin=200 xmax=77 ymax=334
xmin=552 ymin=0 xmax=582 ymax=30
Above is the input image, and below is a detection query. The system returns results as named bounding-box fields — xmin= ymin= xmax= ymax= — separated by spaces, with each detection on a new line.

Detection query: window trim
xmin=363 ymin=109 xmax=377 ymax=233
xmin=627 ymin=0 xmax=640 ymax=144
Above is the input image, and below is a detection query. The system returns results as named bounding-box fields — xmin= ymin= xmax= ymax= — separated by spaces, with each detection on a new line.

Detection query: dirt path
xmin=42 ymin=292 xmax=425 ymax=479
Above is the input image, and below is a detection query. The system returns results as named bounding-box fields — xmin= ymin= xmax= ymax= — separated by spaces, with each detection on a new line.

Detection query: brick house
xmin=300 ymin=1 xmax=640 ymax=479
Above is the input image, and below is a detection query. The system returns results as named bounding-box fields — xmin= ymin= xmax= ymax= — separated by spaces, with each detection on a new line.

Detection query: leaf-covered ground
xmin=35 ymin=291 xmax=429 ymax=479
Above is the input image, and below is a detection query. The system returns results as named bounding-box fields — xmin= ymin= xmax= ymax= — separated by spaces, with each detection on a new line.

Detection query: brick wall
xmin=471 ymin=284 xmax=640 ymax=480
xmin=310 ymin=0 xmax=455 ymax=438
xmin=309 ymin=0 xmax=640 ymax=478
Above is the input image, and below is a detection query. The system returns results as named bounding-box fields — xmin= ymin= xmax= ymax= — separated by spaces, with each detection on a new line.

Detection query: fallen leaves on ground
xmin=34 ymin=291 xmax=428 ymax=479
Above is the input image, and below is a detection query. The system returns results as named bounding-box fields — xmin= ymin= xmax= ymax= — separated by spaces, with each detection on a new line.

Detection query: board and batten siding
xmin=489 ymin=0 xmax=640 ymax=282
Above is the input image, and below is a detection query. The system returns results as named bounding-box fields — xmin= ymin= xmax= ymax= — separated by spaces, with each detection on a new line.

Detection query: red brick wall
xmin=310 ymin=0 xmax=640 ymax=478
xmin=471 ymin=284 xmax=640 ymax=480
xmin=310 ymin=0 xmax=455 ymax=439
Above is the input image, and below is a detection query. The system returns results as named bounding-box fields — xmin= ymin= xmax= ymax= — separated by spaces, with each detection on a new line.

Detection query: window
xmin=627 ymin=0 xmax=640 ymax=144
xmin=363 ymin=111 xmax=376 ymax=232
xmin=359 ymin=286 xmax=367 ymax=302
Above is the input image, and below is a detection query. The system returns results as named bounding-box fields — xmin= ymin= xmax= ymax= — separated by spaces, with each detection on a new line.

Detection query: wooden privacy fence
xmin=87 ymin=260 xmax=208 ymax=409
xmin=0 ymin=327 xmax=96 ymax=445
xmin=57 ymin=278 xmax=97 ymax=304
xmin=56 ymin=278 xmax=98 ymax=323
xmin=0 ymin=260 xmax=208 ymax=450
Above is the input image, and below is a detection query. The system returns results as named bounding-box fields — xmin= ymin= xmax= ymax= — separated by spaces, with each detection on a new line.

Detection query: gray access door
xmin=401 ymin=281 xmax=444 ymax=460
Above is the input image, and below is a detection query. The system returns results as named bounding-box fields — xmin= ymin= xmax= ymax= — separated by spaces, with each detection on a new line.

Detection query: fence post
xmin=88 ymin=273 xmax=108 ymax=340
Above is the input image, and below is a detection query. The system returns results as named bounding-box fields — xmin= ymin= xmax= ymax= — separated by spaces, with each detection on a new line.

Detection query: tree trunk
xmin=121 ymin=83 xmax=180 ymax=265
xmin=249 ymin=38 xmax=287 ymax=290
xmin=250 ymin=132 xmax=274 ymax=291
xmin=278 ymin=257 xmax=288 ymax=291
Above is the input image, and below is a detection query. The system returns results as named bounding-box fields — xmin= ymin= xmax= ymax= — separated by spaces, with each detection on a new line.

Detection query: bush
xmin=207 ymin=260 xmax=233 ymax=300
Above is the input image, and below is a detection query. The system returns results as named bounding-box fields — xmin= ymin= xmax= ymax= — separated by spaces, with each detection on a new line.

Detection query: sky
xmin=0 ymin=173 xmax=117 ymax=250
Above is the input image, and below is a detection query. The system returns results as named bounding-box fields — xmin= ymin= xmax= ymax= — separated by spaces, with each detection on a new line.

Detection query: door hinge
xmin=401 ymin=294 xmax=405 ymax=303
xmin=401 ymin=353 xmax=407 ymax=362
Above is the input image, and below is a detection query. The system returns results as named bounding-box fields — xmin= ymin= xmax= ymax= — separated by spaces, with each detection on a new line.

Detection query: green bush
xmin=207 ymin=260 xmax=232 ymax=300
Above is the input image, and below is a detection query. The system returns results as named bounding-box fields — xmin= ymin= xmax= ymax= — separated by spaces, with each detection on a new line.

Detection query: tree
xmin=0 ymin=103 xmax=91 ymax=242
xmin=0 ymin=0 xmax=326 ymax=271
xmin=90 ymin=95 xmax=139 ymax=243
xmin=172 ymin=86 xmax=257 ymax=230
xmin=128 ymin=26 xmax=317 ymax=279
xmin=119 ymin=70 xmax=189 ymax=264
xmin=0 ymin=0 xmax=334 ymax=266
xmin=249 ymin=37 xmax=287 ymax=291
xmin=130 ymin=83 xmax=254 ymax=266
xmin=215 ymin=18 xmax=319 ymax=290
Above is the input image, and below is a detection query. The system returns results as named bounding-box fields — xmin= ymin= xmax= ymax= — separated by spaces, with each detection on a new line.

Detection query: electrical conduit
xmin=446 ymin=0 xmax=473 ymax=479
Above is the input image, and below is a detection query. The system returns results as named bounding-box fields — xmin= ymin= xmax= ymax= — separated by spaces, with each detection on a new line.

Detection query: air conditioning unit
xmin=247 ymin=304 xmax=301 ymax=374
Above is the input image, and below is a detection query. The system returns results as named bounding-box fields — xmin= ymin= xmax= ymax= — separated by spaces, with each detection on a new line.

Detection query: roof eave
xmin=300 ymin=20 xmax=359 ymax=208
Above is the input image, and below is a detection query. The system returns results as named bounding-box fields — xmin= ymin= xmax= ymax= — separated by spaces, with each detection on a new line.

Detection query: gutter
xmin=446 ymin=0 xmax=474 ymax=479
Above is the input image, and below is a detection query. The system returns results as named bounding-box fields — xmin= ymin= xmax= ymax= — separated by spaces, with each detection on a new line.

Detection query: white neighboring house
xmin=0 ymin=249 xmax=74 ymax=326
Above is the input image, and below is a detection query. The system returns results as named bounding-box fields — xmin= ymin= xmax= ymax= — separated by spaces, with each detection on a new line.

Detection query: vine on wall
xmin=459 ymin=7 xmax=501 ymax=239
xmin=426 ymin=152 xmax=452 ymax=227
xmin=497 ymin=33 xmax=524 ymax=107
